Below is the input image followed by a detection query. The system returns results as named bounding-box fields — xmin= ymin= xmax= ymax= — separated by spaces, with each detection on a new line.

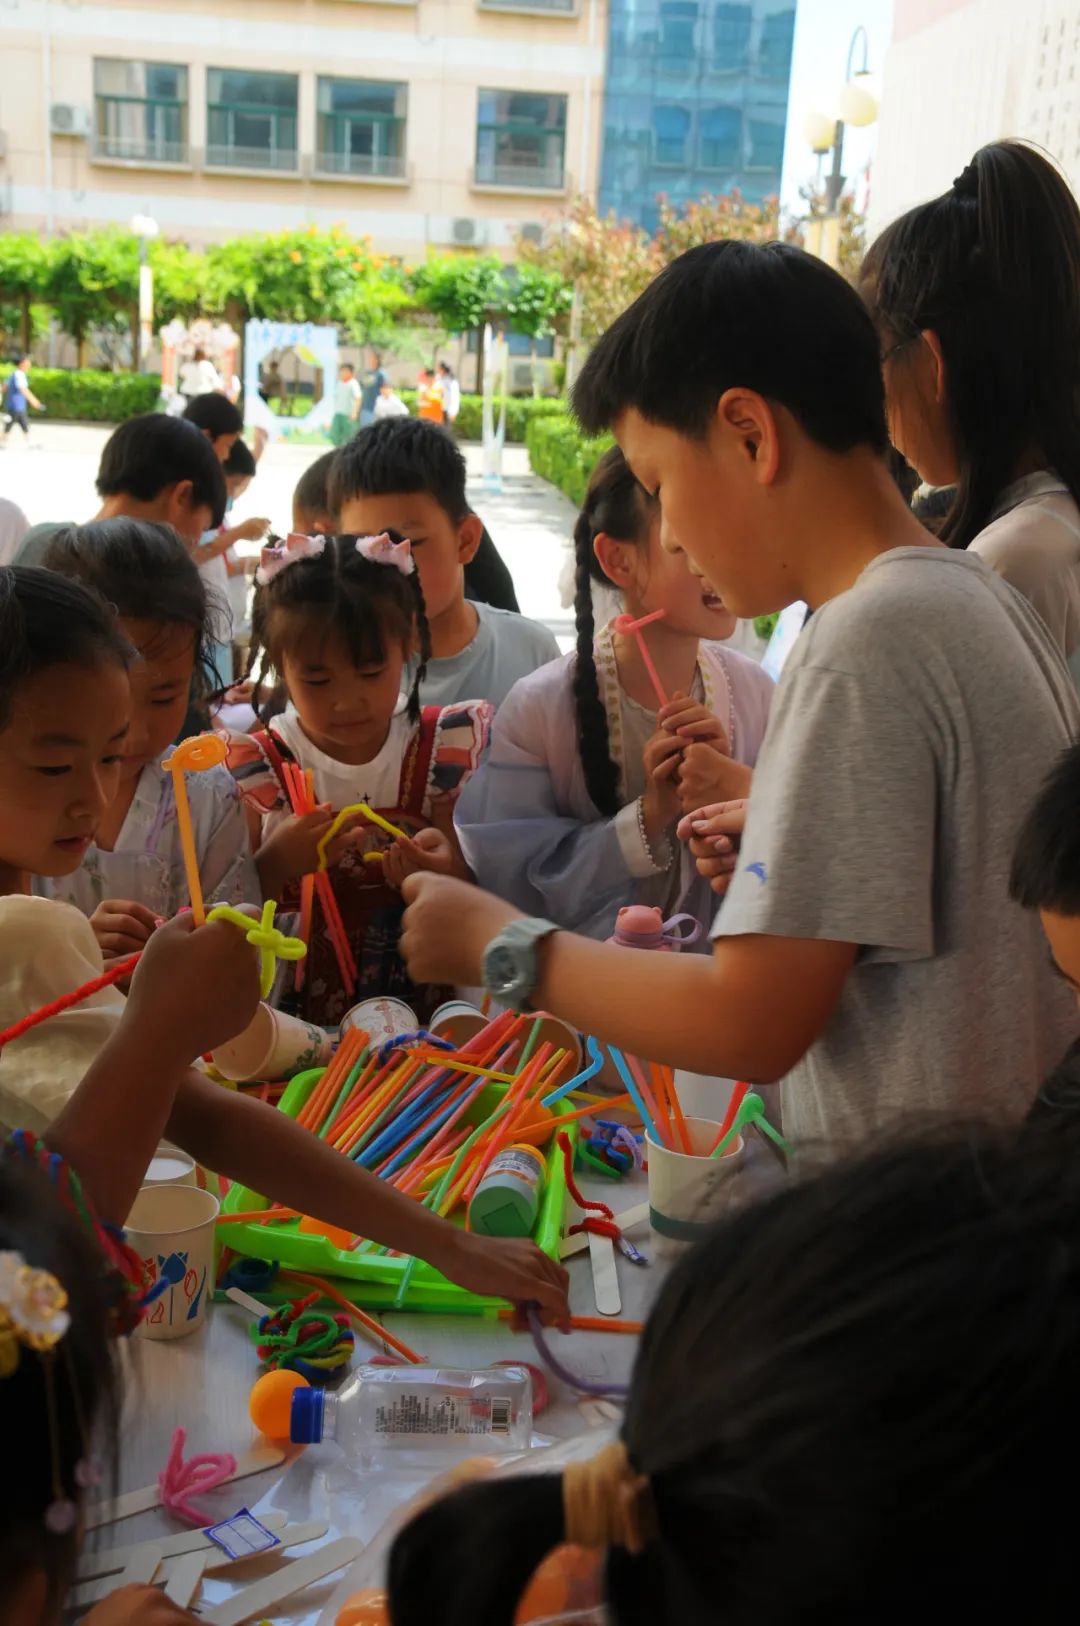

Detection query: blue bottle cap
xmin=290 ymin=1385 xmax=326 ymax=1444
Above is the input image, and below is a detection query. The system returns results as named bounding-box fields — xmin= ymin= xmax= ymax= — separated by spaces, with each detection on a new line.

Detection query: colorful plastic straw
xmin=608 ymin=1046 xmax=663 ymax=1146
xmin=613 ymin=608 xmax=669 ymax=709
xmin=161 ymin=733 xmax=229 ymax=925
xmin=708 ymin=1081 xmax=750 ymax=1155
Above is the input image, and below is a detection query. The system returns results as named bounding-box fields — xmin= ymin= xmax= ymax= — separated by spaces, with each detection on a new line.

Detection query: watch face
xmin=487 ymin=945 xmax=518 ymax=992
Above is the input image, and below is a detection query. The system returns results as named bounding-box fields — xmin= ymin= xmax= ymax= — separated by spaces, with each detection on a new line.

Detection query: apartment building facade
xmin=0 ymin=0 xmax=607 ymax=255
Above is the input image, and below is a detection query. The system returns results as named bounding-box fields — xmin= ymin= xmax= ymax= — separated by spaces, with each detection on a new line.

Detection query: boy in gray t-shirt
xmin=391 ymin=240 xmax=1080 ymax=1150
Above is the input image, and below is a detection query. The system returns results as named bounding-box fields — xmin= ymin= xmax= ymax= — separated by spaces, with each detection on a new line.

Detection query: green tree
xmin=786 ymin=189 xmax=867 ymax=280
xmin=43 ymin=230 xmax=141 ymax=367
xmin=150 ymin=240 xmax=209 ymax=327
xmin=202 ymin=225 xmax=408 ymax=337
xmin=409 ymin=254 xmax=508 ymax=392
xmin=0 ymin=234 xmax=52 ymax=354
xmin=503 ymin=263 xmax=572 ymax=393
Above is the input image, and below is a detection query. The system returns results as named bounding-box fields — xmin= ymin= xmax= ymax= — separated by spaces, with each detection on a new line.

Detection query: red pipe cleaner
xmin=0 ymin=951 xmax=142 ymax=1053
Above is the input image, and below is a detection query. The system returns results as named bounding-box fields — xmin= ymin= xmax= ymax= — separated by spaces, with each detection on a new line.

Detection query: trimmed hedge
xmin=398 ymin=389 xmax=563 ymax=444
xmin=526 ymin=412 xmax=613 ymax=508
xmin=1 ymin=367 xmax=162 ymax=423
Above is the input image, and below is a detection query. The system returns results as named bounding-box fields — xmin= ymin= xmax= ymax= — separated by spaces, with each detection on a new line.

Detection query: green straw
xmin=317 ymin=1048 xmax=370 ymax=1141
xmin=710 ymin=1093 xmax=793 ymax=1161
xmin=516 ymin=1015 xmax=544 ymax=1074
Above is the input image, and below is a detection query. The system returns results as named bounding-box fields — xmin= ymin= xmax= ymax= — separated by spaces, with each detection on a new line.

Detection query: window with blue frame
xmin=316 ymin=77 xmax=407 ymax=178
xmin=475 ymin=90 xmax=568 ymax=188
xmin=659 ymin=1 xmax=698 ymax=68
xmin=758 ymin=7 xmax=796 ymax=79
xmin=699 ymin=104 xmax=742 ymax=170
xmin=93 ymin=59 xmax=188 ymax=164
xmin=653 ymin=105 xmax=691 ymax=166
xmin=207 ymin=68 xmax=298 ymax=171
xmin=713 ymin=3 xmax=752 ymax=72
xmin=747 ymin=115 xmax=785 ymax=170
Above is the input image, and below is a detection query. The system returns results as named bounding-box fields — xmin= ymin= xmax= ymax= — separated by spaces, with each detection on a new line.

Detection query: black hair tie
xmin=952 ymin=162 xmax=978 ymax=198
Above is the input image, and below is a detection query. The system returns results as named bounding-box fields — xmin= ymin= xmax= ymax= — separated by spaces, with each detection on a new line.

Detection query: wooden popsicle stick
xmin=560 ymin=1202 xmax=649 ymax=1259
xmin=84 ymin=1445 xmax=286 ymax=1529
xmin=200 ymin=1536 xmax=365 ymax=1625
xmin=164 ymin=1549 xmax=207 ymax=1607
xmin=76 ymin=1511 xmax=291 ymax=1581
xmin=588 ymin=1231 xmax=622 ymax=1317
xmin=200 ymin=1518 xmax=329 ymax=1572
xmin=70 ymin=1516 xmax=326 ymax=1606
xmin=121 ymin=1547 xmax=162 ymax=1586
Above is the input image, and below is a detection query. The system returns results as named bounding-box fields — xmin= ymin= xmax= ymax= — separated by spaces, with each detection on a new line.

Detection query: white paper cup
xmin=142 ymin=1145 xmax=197 ymax=1191
xmin=526 ymin=1012 xmax=583 ymax=1077
xmin=647 ymin=1117 xmax=745 ymax=1255
xmin=673 ymin=1070 xmax=738 ymax=1121
xmin=340 ymin=996 xmax=417 ymax=1049
xmin=429 ymin=1000 xmax=488 ymax=1048
xmin=127 ymin=1185 xmax=220 ymax=1340
xmin=210 ymin=1002 xmax=333 ymax=1082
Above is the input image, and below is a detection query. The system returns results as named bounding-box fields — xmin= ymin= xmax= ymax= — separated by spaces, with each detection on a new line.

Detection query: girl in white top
xmin=34 ymin=521 xmax=257 ymax=954
xmin=864 ymin=139 xmax=1080 ymax=682
xmin=455 ymin=447 xmax=773 ymax=943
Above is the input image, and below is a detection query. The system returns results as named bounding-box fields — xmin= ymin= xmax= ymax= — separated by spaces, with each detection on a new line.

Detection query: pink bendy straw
xmin=613 ymin=608 xmax=669 ymax=708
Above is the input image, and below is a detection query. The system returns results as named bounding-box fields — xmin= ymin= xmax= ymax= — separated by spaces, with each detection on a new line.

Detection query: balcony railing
xmin=205 ymin=142 xmax=298 ymax=172
xmin=473 ymin=159 xmax=566 ymax=189
xmin=479 ymin=0 xmax=577 ymax=13
xmin=207 ymin=105 xmax=298 ymax=171
xmin=315 ymin=149 xmax=408 ymax=179
xmin=92 ymin=95 xmax=188 ymax=165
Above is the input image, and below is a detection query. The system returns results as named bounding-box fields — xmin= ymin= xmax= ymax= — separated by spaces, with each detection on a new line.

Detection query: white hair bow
xmin=354 ymin=533 xmax=415 ymax=577
xmin=255 ymin=532 xmax=326 ymax=585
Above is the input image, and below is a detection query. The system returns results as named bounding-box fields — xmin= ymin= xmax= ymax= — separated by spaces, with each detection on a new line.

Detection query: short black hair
xmin=44 ymin=519 xmax=221 ymax=696
xmin=293 ymin=450 xmax=339 ymax=527
xmin=328 ymin=418 xmax=469 ymax=524
xmin=1010 ymin=745 xmax=1080 ymax=915
xmin=0 ymin=565 xmax=131 ymax=730
xmin=224 ymin=438 xmax=256 ymax=479
xmin=96 ymin=414 xmax=226 ymax=528
xmin=573 ymin=239 xmax=888 ymax=454
xmin=182 ymin=392 xmax=243 ymax=441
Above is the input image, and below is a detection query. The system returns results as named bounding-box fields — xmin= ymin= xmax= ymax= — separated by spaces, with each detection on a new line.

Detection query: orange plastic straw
xmin=708 ymin=1081 xmax=750 ymax=1154
xmin=280 ymin=1269 xmax=424 ymax=1364
xmin=628 ymin=1055 xmax=670 ymax=1148
xmin=657 ymin=1062 xmax=691 ymax=1153
xmin=218 ymin=1207 xmax=299 ymax=1224
xmin=500 ymin=1311 xmax=643 ymax=1336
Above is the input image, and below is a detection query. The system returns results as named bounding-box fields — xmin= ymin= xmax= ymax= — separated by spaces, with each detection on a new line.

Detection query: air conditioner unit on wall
xmin=451 ymin=216 xmax=487 ymax=246
xmin=50 ymin=104 xmax=91 ymax=138
xmin=511 ymin=362 xmax=535 ymax=390
xmin=519 ymin=222 xmax=544 ymax=245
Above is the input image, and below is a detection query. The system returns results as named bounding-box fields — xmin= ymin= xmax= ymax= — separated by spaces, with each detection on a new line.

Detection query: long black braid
xmin=245 ymin=530 xmax=431 ymax=726
xmin=572 ymin=446 xmax=657 ymax=816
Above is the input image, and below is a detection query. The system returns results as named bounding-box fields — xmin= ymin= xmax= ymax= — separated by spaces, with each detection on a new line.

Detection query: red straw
xmin=614 ymin=608 xmax=669 ymax=709
xmin=708 ymin=1081 xmax=750 ymax=1154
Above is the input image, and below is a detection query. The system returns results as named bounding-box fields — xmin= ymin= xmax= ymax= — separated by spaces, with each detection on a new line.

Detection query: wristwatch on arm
xmin=481 ymin=918 xmax=560 ymax=1013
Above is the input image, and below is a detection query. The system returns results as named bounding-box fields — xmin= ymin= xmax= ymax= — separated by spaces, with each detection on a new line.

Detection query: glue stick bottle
xmin=468 ymin=1143 xmax=546 ymax=1237
xmin=290 ymin=1363 xmax=532 ymax=1459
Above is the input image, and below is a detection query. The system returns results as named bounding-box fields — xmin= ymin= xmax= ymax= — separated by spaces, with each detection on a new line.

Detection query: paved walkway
xmin=0 ymin=423 xmax=577 ymax=634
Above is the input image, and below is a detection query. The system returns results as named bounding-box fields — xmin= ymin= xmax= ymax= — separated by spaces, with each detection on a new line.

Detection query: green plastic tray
xmin=218 ymin=1066 xmax=574 ymax=1314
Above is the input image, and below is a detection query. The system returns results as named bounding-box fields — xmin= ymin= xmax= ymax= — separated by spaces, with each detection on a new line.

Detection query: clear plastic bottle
xmin=290 ymin=1363 xmax=533 ymax=1459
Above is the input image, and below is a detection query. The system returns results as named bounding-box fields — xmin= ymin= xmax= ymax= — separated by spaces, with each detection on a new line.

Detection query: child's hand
xmin=255 ymin=807 xmax=360 ymax=897
xmin=676 ymin=799 xmax=748 ymax=896
xmin=124 ymin=912 xmax=261 ymax=1062
xmin=83 ymin=1583 xmax=194 ymax=1623
xmin=659 ymin=691 xmax=730 ymax=751
xmin=234 ymin=515 xmax=271 ymax=543
xmin=383 ymin=828 xmax=468 ymax=890
xmin=677 ymin=743 xmax=753 ymax=813
xmin=641 ymin=727 xmax=684 ymax=846
xmin=90 ymin=899 xmax=159 ymax=961
xmin=434 ymin=1229 xmax=570 ymax=1329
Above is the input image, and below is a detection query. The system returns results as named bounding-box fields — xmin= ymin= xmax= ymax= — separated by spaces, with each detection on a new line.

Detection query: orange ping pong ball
xmin=249 ymin=1368 xmax=309 ymax=1440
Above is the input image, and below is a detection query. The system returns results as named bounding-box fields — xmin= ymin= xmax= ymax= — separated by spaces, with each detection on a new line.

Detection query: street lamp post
xmin=803 ymin=25 xmax=878 ymax=268
xmin=130 ymin=212 xmax=160 ymax=372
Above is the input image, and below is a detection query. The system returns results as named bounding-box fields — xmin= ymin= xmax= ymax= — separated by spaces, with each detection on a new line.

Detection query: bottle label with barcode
xmin=372 ymin=1392 xmax=515 ymax=1439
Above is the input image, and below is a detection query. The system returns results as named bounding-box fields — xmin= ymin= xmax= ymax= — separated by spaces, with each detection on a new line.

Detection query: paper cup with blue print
xmin=127 ymin=1184 xmax=219 ymax=1340
xmin=211 ymin=1001 xmax=333 ymax=1082
xmin=647 ymin=1117 xmax=744 ymax=1257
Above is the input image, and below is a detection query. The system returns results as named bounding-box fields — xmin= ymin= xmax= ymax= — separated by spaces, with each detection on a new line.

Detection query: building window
xmin=713 ymin=3 xmax=752 ymax=72
xmin=479 ymin=0 xmax=576 ymax=13
xmin=758 ymin=7 xmax=795 ymax=80
xmin=653 ymin=105 xmax=691 ymax=166
xmin=316 ymin=78 xmax=407 ymax=178
xmin=93 ymin=59 xmax=188 ymax=164
xmin=475 ymin=90 xmax=567 ymax=188
xmin=207 ymin=69 xmax=298 ymax=171
xmin=659 ymin=1 xmax=698 ymax=69
xmin=746 ymin=115 xmax=784 ymax=171
xmin=699 ymin=104 xmax=742 ymax=170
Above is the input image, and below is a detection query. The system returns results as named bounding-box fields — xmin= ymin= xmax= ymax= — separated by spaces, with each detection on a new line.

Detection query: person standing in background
xmin=1 ymin=357 xmax=44 ymax=444
xmin=418 ymin=368 xmax=446 ymax=424
xmin=330 ymin=362 xmax=362 ymax=447
xmin=375 ymin=382 xmax=410 ymax=421
xmin=439 ymin=362 xmax=461 ymax=429
xmin=178 ymin=347 xmax=223 ymax=406
xmin=359 ymin=347 xmax=389 ymax=427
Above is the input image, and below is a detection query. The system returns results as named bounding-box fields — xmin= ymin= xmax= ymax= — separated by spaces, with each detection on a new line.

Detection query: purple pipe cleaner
xmin=526 ymin=1304 xmax=630 ymax=1399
